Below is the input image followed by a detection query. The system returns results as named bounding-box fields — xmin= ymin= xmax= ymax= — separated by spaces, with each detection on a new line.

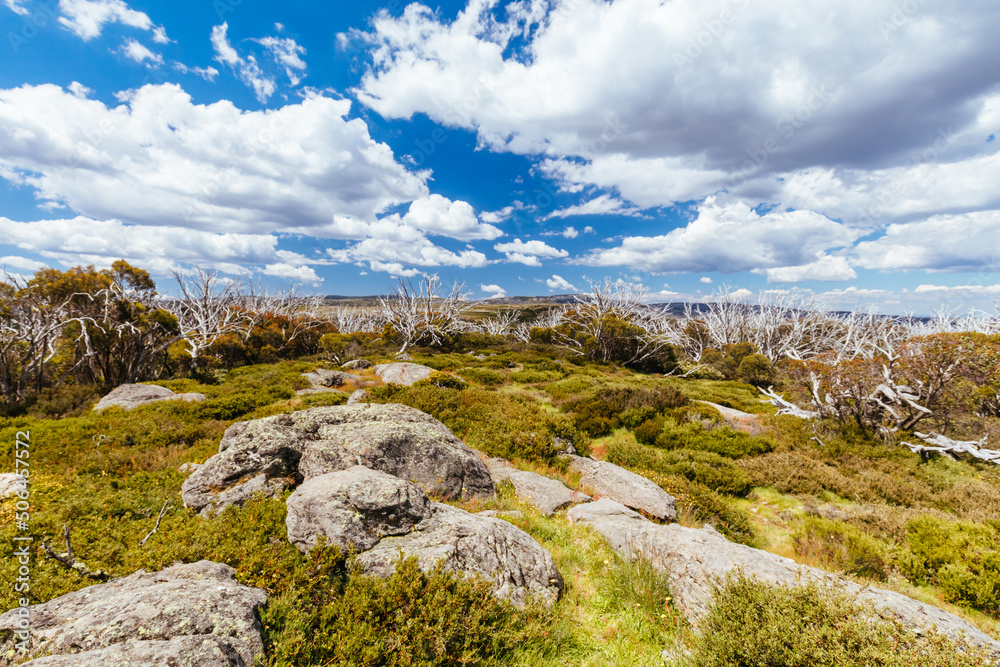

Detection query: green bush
xmin=651 ymin=418 xmax=775 ymax=459
xmin=414 ymin=371 xmax=470 ymax=390
xmin=685 ymin=574 xmax=994 ymax=667
xmin=792 ymin=516 xmax=896 ymax=580
xmin=605 ymin=437 xmax=753 ymax=498
xmin=906 ymin=515 xmax=1000 ymax=613
xmin=363 ymin=384 xmax=589 ymax=462
xmin=510 ymin=369 xmax=564 ymax=384
xmin=265 ymin=555 xmax=549 ymax=667
xmin=567 ymin=384 xmax=688 ymax=436
xmin=456 ymin=367 xmax=506 ymax=387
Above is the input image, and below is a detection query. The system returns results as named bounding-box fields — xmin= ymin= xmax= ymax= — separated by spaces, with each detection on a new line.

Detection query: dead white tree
xmin=902 ymin=432 xmax=1000 ymax=465
xmin=235 ymin=283 xmax=327 ymax=351
xmin=475 ymin=309 xmax=521 ymax=337
xmin=328 ymin=305 xmax=385 ymax=334
xmin=162 ymin=269 xmax=244 ymax=369
xmin=377 ymin=275 xmax=472 ymax=354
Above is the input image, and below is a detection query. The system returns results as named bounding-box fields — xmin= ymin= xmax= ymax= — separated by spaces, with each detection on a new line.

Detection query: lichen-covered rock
xmin=342 ymin=359 xmax=373 ymax=370
xmin=373 ymin=362 xmax=434 ymax=386
xmin=177 ymin=462 xmax=202 ymax=476
xmin=359 ymin=501 xmax=563 ymax=606
xmin=285 ymin=468 xmax=559 ymax=606
xmin=0 ymin=561 xmax=267 ymax=666
xmin=93 ymin=384 xmax=206 ymax=412
xmin=566 ymin=455 xmax=676 ymax=521
xmin=286 ymin=466 xmax=433 ymax=552
xmin=302 ymin=369 xmax=360 ymax=388
xmin=20 ymin=636 xmax=249 ymax=666
xmin=568 ymin=499 xmax=1000 ymax=656
xmin=182 ymin=404 xmax=494 ymax=514
xmin=484 ymin=457 xmax=591 ymax=516
xmin=0 ymin=473 xmax=27 ymax=500
xmin=346 ymin=389 xmax=368 ymax=405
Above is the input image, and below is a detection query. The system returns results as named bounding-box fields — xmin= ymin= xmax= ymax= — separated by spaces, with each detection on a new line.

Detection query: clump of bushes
xmin=456 ymin=367 xmax=507 ymax=387
xmin=605 ymin=436 xmax=753 ymax=497
xmin=363 ymin=384 xmax=589 ymax=462
xmin=634 ymin=417 xmax=774 ymax=458
xmin=792 ymin=516 xmax=897 ymax=580
xmin=905 ymin=515 xmax=1000 ymax=614
xmin=683 ymin=574 xmax=994 ymax=667
xmin=566 ymin=384 xmax=688 ymax=437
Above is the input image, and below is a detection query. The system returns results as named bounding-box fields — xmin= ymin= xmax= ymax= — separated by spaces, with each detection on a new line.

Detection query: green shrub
xmin=265 ymin=555 xmax=549 ymax=667
xmin=362 ymin=384 xmax=589 ymax=462
xmin=652 ymin=418 xmax=774 ymax=459
xmin=605 ymin=437 xmax=753 ymax=498
xmin=634 ymin=418 xmax=664 ymax=446
xmin=510 ymin=369 xmax=563 ymax=384
xmin=456 ymin=367 xmax=506 ymax=387
xmin=414 ymin=371 xmax=470 ymax=390
xmin=567 ymin=384 xmax=688 ymax=436
xmin=906 ymin=515 xmax=1000 ymax=613
xmin=544 ymin=374 xmax=603 ymax=400
xmin=686 ymin=574 xmax=994 ymax=667
xmin=792 ymin=516 xmax=896 ymax=580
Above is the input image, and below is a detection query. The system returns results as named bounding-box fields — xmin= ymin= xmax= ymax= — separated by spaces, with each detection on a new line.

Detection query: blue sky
xmin=1 ymin=0 xmax=999 ymax=313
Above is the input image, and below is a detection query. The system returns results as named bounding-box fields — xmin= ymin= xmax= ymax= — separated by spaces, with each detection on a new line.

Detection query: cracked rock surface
xmin=566 ymin=455 xmax=676 ymax=521
xmin=182 ymin=404 xmax=494 ymax=514
xmin=0 ymin=561 xmax=267 ymax=666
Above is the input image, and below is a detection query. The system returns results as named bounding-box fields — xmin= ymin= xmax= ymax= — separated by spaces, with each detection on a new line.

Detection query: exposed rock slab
xmin=373 ymin=362 xmax=434 ymax=386
xmin=93 ymin=384 xmax=206 ymax=412
xmin=0 ymin=561 xmax=267 ymax=666
xmin=182 ymin=404 xmax=494 ymax=514
xmin=696 ymin=400 xmax=765 ymax=435
xmin=287 ymin=467 xmax=562 ymax=606
xmin=484 ymin=457 xmax=591 ymax=516
xmin=0 ymin=473 xmax=27 ymax=500
xmin=568 ymin=499 xmax=1000 ymax=655
xmin=21 ymin=636 xmax=249 ymax=666
xmin=346 ymin=389 xmax=368 ymax=405
xmin=566 ymin=455 xmax=676 ymax=521
xmin=342 ymin=359 xmax=373 ymax=370
xmin=199 ymin=473 xmax=288 ymax=517
xmin=302 ymin=369 xmax=360 ymax=388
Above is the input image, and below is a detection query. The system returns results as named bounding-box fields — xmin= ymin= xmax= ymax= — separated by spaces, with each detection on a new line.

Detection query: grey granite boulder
xmin=342 ymin=359 xmax=373 ymax=370
xmin=286 ymin=466 xmax=433 ymax=552
xmin=0 ymin=473 xmax=27 ymax=500
xmin=346 ymin=389 xmax=368 ymax=405
xmin=302 ymin=369 xmax=360 ymax=388
xmin=0 ymin=561 xmax=267 ymax=666
xmin=568 ymin=499 xmax=1000 ymax=655
xmin=373 ymin=362 xmax=434 ymax=386
xmin=94 ymin=384 xmax=206 ymax=412
xmin=198 ymin=473 xmax=289 ymax=517
xmin=182 ymin=404 xmax=494 ymax=514
xmin=19 ymin=636 xmax=249 ymax=666
xmin=566 ymin=455 xmax=676 ymax=521
xmin=484 ymin=457 xmax=591 ymax=516
xmin=285 ymin=467 xmax=561 ymax=606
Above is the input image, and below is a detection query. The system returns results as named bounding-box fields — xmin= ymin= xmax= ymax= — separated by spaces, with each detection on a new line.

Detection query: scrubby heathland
xmin=1 ymin=264 xmax=999 ymax=666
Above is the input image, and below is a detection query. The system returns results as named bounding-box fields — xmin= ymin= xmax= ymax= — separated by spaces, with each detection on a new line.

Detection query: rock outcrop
xmin=566 ymin=456 xmax=676 ymax=521
xmin=287 ymin=467 xmax=562 ymax=606
xmin=0 ymin=474 xmax=26 ymax=500
xmin=342 ymin=359 xmax=373 ymax=370
xmin=346 ymin=389 xmax=368 ymax=405
xmin=568 ymin=499 xmax=1000 ymax=656
xmin=0 ymin=561 xmax=267 ymax=666
xmin=182 ymin=404 xmax=494 ymax=515
xmin=93 ymin=384 xmax=206 ymax=412
xmin=484 ymin=457 xmax=591 ymax=516
xmin=695 ymin=400 xmax=765 ymax=435
xmin=373 ymin=362 xmax=434 ymax=386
